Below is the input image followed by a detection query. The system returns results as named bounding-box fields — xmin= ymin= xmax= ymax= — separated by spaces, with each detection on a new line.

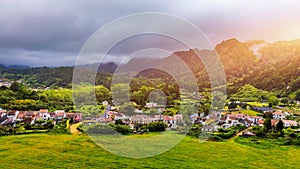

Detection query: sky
xmin=1 ymin=0 xmax=300 ymax=67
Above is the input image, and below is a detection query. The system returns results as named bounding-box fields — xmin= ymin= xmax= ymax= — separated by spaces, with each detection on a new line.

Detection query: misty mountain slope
xmin=2 ymin=38 xmax=300 ymax=92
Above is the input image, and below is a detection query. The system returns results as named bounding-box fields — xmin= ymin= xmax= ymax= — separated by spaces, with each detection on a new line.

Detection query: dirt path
xmin=229 ymin=127 xmax=252 ymax=142
xmin=70 ymin=123 xmax=81 ymax=135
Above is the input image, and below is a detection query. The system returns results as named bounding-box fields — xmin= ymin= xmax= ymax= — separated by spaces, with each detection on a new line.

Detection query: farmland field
xmin=230 ymin=110 xmax=263 ymax=116
xmin=247 ymin=102 xmax=269 ymax=107
xmin=0 ymin=134 xmax=299 ymax=168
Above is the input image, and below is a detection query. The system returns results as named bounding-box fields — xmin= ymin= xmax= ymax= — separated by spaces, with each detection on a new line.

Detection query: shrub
xmin=77 ymin=125 xmax=85 ymax=133
xmin=147 ymin=122 xmax=166 ymax=132
xmin=115 ymin=119 xmax=124 ymax=125
xmin=188 ymin=124 xmax=203 ymax=137
xmin=215 ymin=129 xmax=236 ymax=139
xmin=208 ymin=135 xmax=223 ymax=142
xmin=113 ymin=124 xmax=130 ymax=135
xmin=86 ymin=124 xmax=114 ymax=134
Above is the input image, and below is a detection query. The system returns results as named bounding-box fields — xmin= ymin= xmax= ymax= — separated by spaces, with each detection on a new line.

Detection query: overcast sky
xmin=1 ymin=0 xmax=300 ymax=67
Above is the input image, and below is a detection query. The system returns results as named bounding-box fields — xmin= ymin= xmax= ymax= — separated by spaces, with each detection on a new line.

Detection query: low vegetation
xmin=0 ymin=134 xmax=299 ymax=168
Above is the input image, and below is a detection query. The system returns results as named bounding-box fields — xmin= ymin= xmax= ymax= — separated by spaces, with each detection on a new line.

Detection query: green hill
xmin=0 ymin=134 xmax=299 ymax=168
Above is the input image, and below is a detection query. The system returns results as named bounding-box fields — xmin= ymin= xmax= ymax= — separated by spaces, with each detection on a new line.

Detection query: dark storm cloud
xmin=1 ymin=0 xmax=300 ymax=66
xmin=0 ymin=0 xmax=169 ymax=66
xmin=0 ymin=0 xmax=168 ymax=52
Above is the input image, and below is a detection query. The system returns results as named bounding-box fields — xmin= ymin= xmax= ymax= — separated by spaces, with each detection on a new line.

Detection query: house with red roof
xmin=249 ymin=116 xmax=263 ymax=124
xmin=39 ymin=109 xmax=50 ymax=120
xmin=258 ymin=119 xmax=265 ymax=127
xmin=17 ymin=111 xmax=25 ymax=121
xmin=272 ymin=112 xmax=286 ymax=120
xmin=55 ymin=110 xmax=66 ymax=121
xmin=282 ymin=120 xmax=298 ymax=127
xmin=271 ymin=119 xmax=278 ymax=126
xmin=0 ymin=109 xmax=7 ymax=118
xmin=66 ymin=113 xmax=82 ymax=123
xmin=7 ymin=110 xmax=19 ymax=121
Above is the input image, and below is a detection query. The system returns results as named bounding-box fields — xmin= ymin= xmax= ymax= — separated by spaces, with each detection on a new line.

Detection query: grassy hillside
xmin=0 ymin=134 xmax=299 ymax=168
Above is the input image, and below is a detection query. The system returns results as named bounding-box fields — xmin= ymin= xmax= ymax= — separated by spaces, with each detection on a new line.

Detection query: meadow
xmin=0 ymin=133 xmax=299 ymax=168
xmin=230 ymin=110 xmax=263 ymax=116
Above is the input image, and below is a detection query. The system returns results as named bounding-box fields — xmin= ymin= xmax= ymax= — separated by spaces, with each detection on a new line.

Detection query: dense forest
xmin=2 ymin=38 xmax=300 ymax=99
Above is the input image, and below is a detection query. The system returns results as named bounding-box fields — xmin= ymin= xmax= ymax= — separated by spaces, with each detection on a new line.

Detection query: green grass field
xmin=247 ymin=102 xmax=269 ymax=107
xmin=0 ymin=133 xmax=299 ymax=168
xmin=231 ymin=110 xmax=262 ymax=116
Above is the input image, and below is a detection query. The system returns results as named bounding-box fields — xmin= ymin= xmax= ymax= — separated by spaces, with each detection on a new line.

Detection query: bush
xmin=215 ymin=129 xmax=236 ymax=139
xmin=77 ymin=125 xmax=85 ymax=133
xmin=148 ymin=122 xmax=166 ymax=132
xmin=113 ymin=124 xmax=130 ymax=135
xmin=51 ymin=120 xmax=69 ymax=134
xmin=86 ymin=124 xmax=114 ymax=134
xmin=115 ymin=119 xmax=124 ymax=125
xmin=253 ymin=127 xmax=266 ymax=137
xmin=208 ymin=135 xmax=223 ymax=142
xmin=188 ymin=124 xmax=202 ymax=137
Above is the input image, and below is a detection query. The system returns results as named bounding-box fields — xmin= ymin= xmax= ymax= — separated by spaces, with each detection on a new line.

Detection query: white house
xmin=249 ymin=116 xmax=263 ymax=124
xmin=7 ymin=110 xmax=19 ymax=121
xmin=39 ymin=109 xmax=50 ymax=120
xmin=0 ymin=109 xmax=6 ymax=118
xmin=114 ymin=113 xmax=127 ymax=120
xmin=146 ymin=102 xmax=157 ymax=108
xmin=102 ymin=100 xmax=109 ymax=106
xmin=16 ymin=111 xmax=25 ymax=121
xmin=282 ymin=120 xmax=298 ymax=127
xmin=272 ymin=112 xmax=286 ymax=120
xmin=55 ymin=110 xmax=66 ymax=120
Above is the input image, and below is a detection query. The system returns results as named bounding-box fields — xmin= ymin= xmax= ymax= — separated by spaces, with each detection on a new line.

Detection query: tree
xmin=289 ymin=76 xmax=300 ymax=92
xmin=275 ymin=120 xmax=284 ymax=132
xmin=263 ymin=118 xmax=272 ymax=131
xmin=230 ymin=84 xmax=268 ymax=102
xmin=113 ymin=124 xmax=130 ymax=135
xmin=268 ymin=96 xmax=279 ymax=107
xmin=119 ymin=104 xmax=135 ymax=116
xmin=10 ymin=82 xmax=20 ymax=92
xmin=115 ymin=119 xmax=124 ymax=125
xmin=147 ymin=122 xmax=166 ymax=132
xmin=294 ymin=89 xmax=300 ymax=101
xmin=95 ymin=85 xmax=111 ymax=103
xmin=0 ymin=90 xmax=16 ymax=104
xmin=263 ymin=112 xmax=273 ymax=119
xmin=228 ymin=102 xmax=237 ymax=109
xmin=280 ymin=97 xmax=289 ymax=105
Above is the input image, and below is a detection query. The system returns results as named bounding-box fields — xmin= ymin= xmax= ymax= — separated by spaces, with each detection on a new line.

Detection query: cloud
xmin=0 ymin=0 xmax=300 ymax=66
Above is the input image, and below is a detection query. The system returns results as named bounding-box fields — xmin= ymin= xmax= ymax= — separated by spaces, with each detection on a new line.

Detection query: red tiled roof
xmin=163 ymin=116 xmax=171 ymax=121
xmin=250 ymin=116 xmax=262 ymax=119
xmin=229 ymin=116 xmax=236 ymax=120
xmin=245 ymin=119 xmax=253 ymax=124
xmin=39 ymin=109 xmax=48 ymax=113
xmin=283 ymin=120 xmax=297 ymax=125
xmin=272 ymin=112 xmax=284 ymax=115
xmin=17 ymin=112 xmax=25 ymax=118
xmin=235 ymin=114 xmax=245 ymax=118
xmin=57 ymin=112 xmax=65 ymax=117
xmin=55 ymin=110 xmax=65 ymax=113
xmin=99 ymin=118 xmax=112 ymax=122
xmin=271 ymin=120 xmax=278 ymax=126
xmin=25 ymin=111 xmax=34 ymax=116
xmin=7 ymin=110 xmax=18 ymax=115
xmin=34 ymin=111 xmax=40 ymax=115
xmin=258 ymin=119 xmax=264 ymax=124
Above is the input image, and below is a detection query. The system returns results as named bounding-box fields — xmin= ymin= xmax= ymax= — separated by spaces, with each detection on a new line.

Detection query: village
xmin=0 ymin=98 xmax=300 ymax=137
xmin=80 ymin=100 xmax=300 ymax=136
xmin=0 ymin=108 xmax=82 ymax=128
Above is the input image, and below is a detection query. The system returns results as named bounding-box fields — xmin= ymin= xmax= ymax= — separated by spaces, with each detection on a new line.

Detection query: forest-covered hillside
xmin=1 ymin=38 xmax=300 ymax=94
